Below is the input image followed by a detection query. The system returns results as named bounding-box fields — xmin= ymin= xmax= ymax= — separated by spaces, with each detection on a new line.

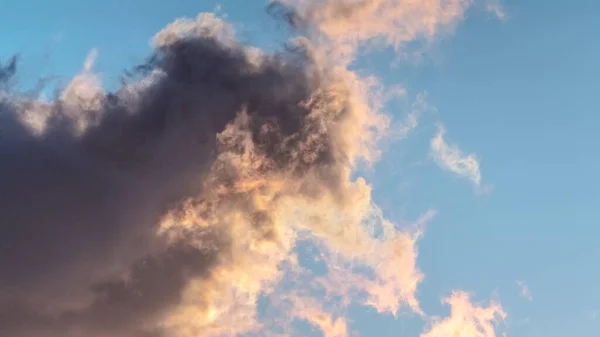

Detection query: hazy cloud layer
xmin=1 ymin=1 xmax=504 ymax=337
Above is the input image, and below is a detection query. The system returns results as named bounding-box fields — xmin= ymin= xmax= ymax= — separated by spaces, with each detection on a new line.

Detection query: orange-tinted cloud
xmin=421 ymin=292 xmax=506 ymax=337
xmin=0 ymin=1 xmax=505 ymax=337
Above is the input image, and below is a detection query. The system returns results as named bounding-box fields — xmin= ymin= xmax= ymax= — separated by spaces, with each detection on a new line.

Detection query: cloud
xmin=430 ymin=124 xmax=485 ymax=189
xmin=421 ymin=292 xmax=506 ymax=337
xmin=273 ymin=0 xmax=505 ymax=62
xmin=0 ymin=1 xmax=505 ymax=337
xmin=387 ymin=92 xmax=432 ymax=140
xmin=517 ymin=281 xmax=533 ymax=301
xmin=485 ymin=0 xmax=507 ymax=21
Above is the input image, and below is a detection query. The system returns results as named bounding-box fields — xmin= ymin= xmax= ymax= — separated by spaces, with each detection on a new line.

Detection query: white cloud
xmin=517 ymin=281 xmax=533 ymax=301
xmin=388 ymin=92 xmax=432 ymax=140
xmin=430 ymin=124 xmax=484 ymax=189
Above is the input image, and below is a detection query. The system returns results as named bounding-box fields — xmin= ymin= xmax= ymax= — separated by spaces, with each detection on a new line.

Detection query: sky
xmin=1 ymin=0 xmax=600 ymax=337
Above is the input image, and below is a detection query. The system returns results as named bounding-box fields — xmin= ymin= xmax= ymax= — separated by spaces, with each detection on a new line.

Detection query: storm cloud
xmin=0 ymin=1 xmax=506 ymax=337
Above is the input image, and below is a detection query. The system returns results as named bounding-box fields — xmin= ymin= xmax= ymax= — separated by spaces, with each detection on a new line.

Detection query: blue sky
xmin=2 ymin=0 xmax=600 ymax=336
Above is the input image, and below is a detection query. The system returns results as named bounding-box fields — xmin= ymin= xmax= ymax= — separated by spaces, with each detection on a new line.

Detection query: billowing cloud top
xmin=0 ymin=1 xmax=505 ymax=337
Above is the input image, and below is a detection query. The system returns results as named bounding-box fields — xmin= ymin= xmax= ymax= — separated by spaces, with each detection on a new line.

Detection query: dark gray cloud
xmin=0 ymin=5 xmax=360 ymax=336
xmin=0 ymin=0 xmax=472 ymax=333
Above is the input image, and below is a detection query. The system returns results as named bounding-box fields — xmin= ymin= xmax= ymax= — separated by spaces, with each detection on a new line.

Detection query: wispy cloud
xmin=388 ymin=92 xmax=432 ymax=140
xmin=517 ymin=281 xmax=533 ymax=301
xmin=485 ymin=0 xmax=507 ymax=20
xmin=430 ymin=124 xmax=486 ymax=190
xmin=278 ymin=0 xmax=506 ymax=63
